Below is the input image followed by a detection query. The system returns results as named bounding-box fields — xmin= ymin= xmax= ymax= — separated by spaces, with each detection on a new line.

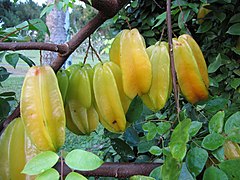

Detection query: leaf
xmin=189 ymin=121 xmax=202 ymax=137
xmin=0 ymin=52 xmax=6 ymax=62
xmin=179 ymin=163 xmax=194 ymax=180
xmin=203 ymin=166 xmax=228 ymax=180
xmin=22 ymin=151 xmax=59 ymax=175
xmin=169 ymin=118 xmax=191 ymax=161
xmin=204 ymin=98 xmax=228 ymax=114
xmin=150 ymin=166 xmax=162 ymax=180
xmin=209 ymin=111 xmax=225 ymax=134
xmin=157 ymin=122 xmax=171 ymax=135
xmin=138 ymin=140 xmax=155 ymax=153
xmin=229 ymin=13 xmax=240 ymax=23
xmin=0 ymin=91 xmax=15 ymax=97
xmin=142 ymin=30 xmax=155 ymax=37
xmin=197 ymin=21 xmax=212 ymax=33
xmin=65 ymin=149 xmax=103 ymax=171
xmin=154 ymin=12 xmax=166 ymax=28
xmin=212 ymin=147 xmax=225 ymax=162
xmin=0 ymin=67 xmax=10 ymax=82
xmin=0 ymin=98 xmax=11 ymax=118
xmin=208 ymin=54 xmax=223 ymax=73
xmin=5 ymin=53 xmax=19 ymax=68
xmin=224 ymin=112 xmax=240 ymax=134
xmin=40 ymin=4 xmax=54 ymax=18
xmin=201 ymin=133 xmax=225 ymax=151
xmin=162 ymin=153 xmax=181 ymax=180
xmin=142 ymin=122 xmax=157 ymax=141
xmin=123 ymin=127 xmax=140 ymax=146
xmin=111 ymin=138 xmax=135 ymax=161
xmin=227 ymin=23 xmax=240 ymax=35
xmin=230 ymin=78 xmax=240 ymax=89
xmin=28 ymin=19 xmax=50 ymax=36
xmin=226 ymin=128 xmax=240 ymax=143
xmin=186 ymin=147 xmax=208 ymax=177
xmin=126 ymin=96 xmax=143 ymax=123
xmin=35 ymin=168 xmax=59 ymax=180
xmin=219 ymin=159 xmax=240 ymax=179
xmin=130 ymin=175 xmax=155 ymax=180
xmin=19 ymin=54 xmax=35 ymax=67
xmin=178 ymin=9 xmax=190 ymax=29
xmin=149 ymin=146 xmax=162 ymax=156
xmin=65 ymin=172 xmax=87 ymax=180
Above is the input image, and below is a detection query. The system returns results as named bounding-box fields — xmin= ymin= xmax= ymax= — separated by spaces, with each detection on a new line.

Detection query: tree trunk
xmin=43 ymin=0 xmax=68 ymax=65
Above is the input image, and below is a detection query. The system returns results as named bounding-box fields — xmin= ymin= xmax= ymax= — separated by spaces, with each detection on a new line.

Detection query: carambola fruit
xmin=93 ymin=61 xmax=130 ymax=133
xmin=0 ymin=118 xmax=39 ymax=180
xmin=65 ymin=64 xmax=99 ymax=135
xmin=110 ymin=29 xmax=152 ymax=99
xmin=141 ymin=42 xmax=172 ymax=111
xmin=20 ymin=66 xmax=66 ymax=151
xmin=173 ymin=35 xmax=209 ymax=104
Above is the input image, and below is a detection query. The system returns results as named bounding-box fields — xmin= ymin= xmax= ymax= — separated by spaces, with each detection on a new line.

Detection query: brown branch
xmin=166 ymin=0 xmax=180 ymax=114
xmin=54 ymin=162 xmax=161 ymax=178
xmin=0 ymin=42 xmax=68 ymax=53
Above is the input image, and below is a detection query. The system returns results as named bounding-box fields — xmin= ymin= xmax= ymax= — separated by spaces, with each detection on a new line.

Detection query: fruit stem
xmin=166 ymin=0 xmax=181 ymax=117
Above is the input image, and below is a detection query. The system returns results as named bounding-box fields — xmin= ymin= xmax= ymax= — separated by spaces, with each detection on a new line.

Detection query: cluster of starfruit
xmin=57 ymin=63 xmax=99 ymax=135
xmin=0 ymin=118 xmax=39 ymax=180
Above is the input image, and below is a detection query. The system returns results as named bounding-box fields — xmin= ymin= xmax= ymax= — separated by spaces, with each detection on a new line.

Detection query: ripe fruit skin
xmin=57 ymin=69 xmax=69 ymax=103
xmin=0 ymin=118 xmax=39 ymax=180
xmin=141 ymin=42 xmax=172 ymax=112
xmin=173 ymin=37 xmax=209 ymax=104
xmin=20 ymin=66 xmax=66 ymax=151
xmin=65 ymin=64 xmax=99 ymax=135
xmin=224 ymin=141 xmax=240 ymax=160
xmin=93 ymin=62 xmax=128 ymax=133
xmin=110 ymin=29 xmax=152 ymax=99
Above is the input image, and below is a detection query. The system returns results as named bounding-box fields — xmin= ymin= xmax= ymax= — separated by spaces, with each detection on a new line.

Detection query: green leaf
xmin=197 ymin=21 xmax=212 ymax=33
xmin=130 ymin=175 xmax=155 ymax=180
xmin=65 ymin=172 xmax=87 ymax=180
xmin=232 ymin=47 xmax=240 ymax=55
xmin=157 ymin=122 xmax=171 ymax=135
xmin=35 ymin=168 xmax=59 ymax=180
xmin=169 ymin=118 xmax=191 ymax=161
xmin=130 ymin=0 xmax=138 ymax=8
xmin=19 ymin=54 xmax=35 ymax=67
xmin=142 ymin=30 xmax=155 ymax=37
xmin=0 ymin=91 xmax=15 ymax=97
xmin=229 ymin=13 xmax=240 ymax=23
xmin=22 ymin=151 xmax=59 ymax=175
xmin=126 ymin=96 xmax=143 ymax=123
xmin=186 ymin=147 xmax=208 ymax=177
xmin=149 ymin=146 xmax=162 ymax=156
xmin=0 ymin=67 xmax=10 ymax=82
xmin=179 ymin=163 xmax=194 ymax=180
xmin=162 ymin=153 xmax=181 ymax=180
xmin=0 ymin=98 xmax=11 ymax=118
xmin=219 ymin=159 xmax=240 ymax=179
xmin=209 ymin=111 xmax=225 ymax=134
xmin=40 ymin=4 xmax=54 ymax=18
xmin=224 ymin=112 xmax=240 ymax=134
xmin=154 ymin=12 xmax=166 ymax=28
xmin=142 ymin=121 xmax=157 ymax=141
xmin=0 ymin=52 xmax=6 ymax=62
xmin=5 ymin=53 xmax=19 ymax=68
xmin=150 ymin=166 xmax=162 ymax=180
xmin=227 ymin=23 xmax=240 ymax=35
xmin=208 ymin=54 xmax=223 ymax=73
xmin=205 ymin=98 xmax=228 ymax=114
xmin=28 ymin=19 xmax=50 ymax=36
xmin=178 ymin=9 xmax=190 ymax=29
xmin=230 ymin=78 xmax=240 ymax=89
xmin=202 ymin=133 xmax=225 ymax=151
xmin=212 ymin=147 xmax=225 ymax=162
xmin=189 ymin=121 xmax=202 ymax=137
xmin=226 ymin=128 xmax=240 ymax=143
xmin=65 ymin=149 xmax=103 ymax=171
xmin=111 ymin=138 xmax=135 ymax=161
xmin=203 ymin=166 xmax=228 ymax=180
xmin=123 ymin=127 xmax=140 ymax=146
xmin=138 ymin=140 xmax=155 ymax=153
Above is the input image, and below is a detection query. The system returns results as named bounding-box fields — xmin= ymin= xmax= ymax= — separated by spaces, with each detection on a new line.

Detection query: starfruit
xmin=20 ymin=66 xmax=66 ymax=151
xmin=141 ymin=42 xmax=172 ymax=112
xmin=224 ymin=141 xmax=240 ymax=160
xmin=110 ymin=29 xmax=152 ymax=99
xmin=57 ymin=69 xmax=70 ymax=103
xmin=65 ymin=64 xmax=99 ymax=135
xmin=93 ymin=61 xmax=130 ymax=133
xmin=0 ymin=118 xmax=39 ymax=180
xmin=173 ymin=35 xmax=209 ymax=104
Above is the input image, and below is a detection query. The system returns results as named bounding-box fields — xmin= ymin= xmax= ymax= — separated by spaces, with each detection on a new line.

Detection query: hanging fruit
xmin=20 ymin=66 xmax=66 ymax=151
xmin=141 ymin=41 xmax=172 ymax=112
xmin=173 ymin=34 xmax=209 ymax=104
xmin=110 ymin=28 xmax=152 ymax=99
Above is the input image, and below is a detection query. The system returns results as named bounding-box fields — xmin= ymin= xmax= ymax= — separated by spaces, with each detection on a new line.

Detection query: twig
xmin=166 ymin=0 xmax=181 ymax=116
xmin=83 ymin=37 xmax=91 ymax=64
xmin=159 ymin=25 xmax=166 ymax=43
xmin=40 ymin=50 xmax=43 ymax=66
xmin=89 ymin=38 xmax=102 ymax=63
xmin=60 ymin=150 xmax=64 ymax=180
xmin=126 ymin=19 xmax=132 ymax=30
xmin=153 ymin=0 xmax=163 ymax=9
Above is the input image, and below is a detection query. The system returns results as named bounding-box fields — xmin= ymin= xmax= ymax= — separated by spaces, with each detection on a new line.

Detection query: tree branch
xmin=0 ymin=42 xmax=68 ymax=53
xmin=54 ymin=162 xmax=161 ymax=178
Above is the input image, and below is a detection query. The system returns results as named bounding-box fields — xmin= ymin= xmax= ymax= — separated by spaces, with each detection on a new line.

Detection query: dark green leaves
xmin=65 ymin=149 xmax=103 ymax=171
xmin=219 ymin=159 xmax=240 ymax=179
xmin=227 ymin=23 xmax=240 ymax=35
xmin=5 ymin=53 xmax=19 ymax=68
xmin=126 ymin=96 xmax=143 ymax=123
xmin=0 ymin=67 xmax=11 ymax=82
xmin=169 ymin=118 xmax=191 ymax=161
xmin=186 ymin=147 xmax=208 ymax=177
xmin=224 ymin=112 xmax=240 ymax=134
xmin=202 ymin=133 xmax=225 ymax=151
xmin=189 ymin=121 xmax=202 ymax=137
xmin=203 ymin=166 xmax=228 ymax=180
xmin=209 ymin=111 xmax=225 ymax=134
